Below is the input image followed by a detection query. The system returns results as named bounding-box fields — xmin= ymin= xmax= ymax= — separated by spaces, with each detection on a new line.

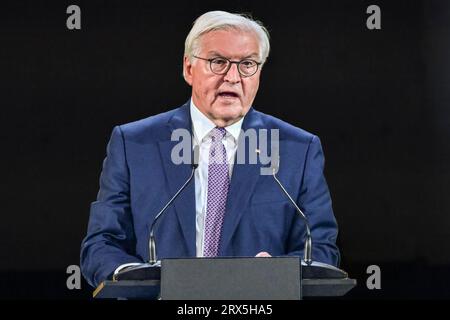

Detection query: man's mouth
xmin=218 ymin=91 xmax=239 ymax=98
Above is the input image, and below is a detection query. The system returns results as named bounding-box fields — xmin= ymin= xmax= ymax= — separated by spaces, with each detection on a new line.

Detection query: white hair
xmin=184 ymin=11 xmax=270 ymax=65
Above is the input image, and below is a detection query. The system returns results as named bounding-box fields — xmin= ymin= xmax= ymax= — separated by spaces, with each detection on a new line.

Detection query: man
xmin=81 ymin=11 xmax=340 ymax=288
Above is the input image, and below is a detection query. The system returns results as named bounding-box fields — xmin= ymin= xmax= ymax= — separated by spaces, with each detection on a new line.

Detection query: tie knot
xmin=210 ymin=127 xmax=226 ymax=142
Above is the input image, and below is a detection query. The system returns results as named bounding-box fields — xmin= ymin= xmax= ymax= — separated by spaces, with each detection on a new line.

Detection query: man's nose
xmin=223 ymin=63 xmax=241 ymax=83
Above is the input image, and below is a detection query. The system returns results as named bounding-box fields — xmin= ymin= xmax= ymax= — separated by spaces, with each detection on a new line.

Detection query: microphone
xmin=148 ymin=145 xmax=199 ymax=265
xmin=271 ymin=155 xmax=312 ymax=265
xmin=113 ymin=145 xmax=199 ymax=281
xmin=271 ymin=154 xmax=348 ymax=279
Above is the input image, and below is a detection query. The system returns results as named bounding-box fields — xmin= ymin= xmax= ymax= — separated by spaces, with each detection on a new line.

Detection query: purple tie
xmin=203 ymin=127 xmax=229 ymax=257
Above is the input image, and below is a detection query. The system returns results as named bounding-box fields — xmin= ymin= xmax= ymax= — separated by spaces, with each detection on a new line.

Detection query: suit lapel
xmin=158 ymin=102 xmax=196 ymax=256
xmin=219 ymin=108 xmax=265 ymax=255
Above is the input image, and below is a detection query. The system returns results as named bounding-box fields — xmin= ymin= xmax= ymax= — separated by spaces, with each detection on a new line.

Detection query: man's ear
xmin=183 ymin=55 xmax=193 ymax=86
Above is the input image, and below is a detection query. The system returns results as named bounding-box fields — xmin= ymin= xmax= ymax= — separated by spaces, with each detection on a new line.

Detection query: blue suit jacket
xmin=81 ymin=102 xmax=340 ymax=287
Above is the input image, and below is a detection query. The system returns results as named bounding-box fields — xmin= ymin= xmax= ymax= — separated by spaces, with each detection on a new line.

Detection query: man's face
xmin=183 ymin=29 xmax=261 ymax=127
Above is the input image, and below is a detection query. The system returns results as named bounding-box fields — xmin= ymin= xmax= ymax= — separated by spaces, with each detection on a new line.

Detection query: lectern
xmin=93 ymin=257 xmax=356 ymax=300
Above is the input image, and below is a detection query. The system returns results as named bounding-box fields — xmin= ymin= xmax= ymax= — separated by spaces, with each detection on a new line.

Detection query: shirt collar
xmin=190 ymin=98 xmax=243 ymax=143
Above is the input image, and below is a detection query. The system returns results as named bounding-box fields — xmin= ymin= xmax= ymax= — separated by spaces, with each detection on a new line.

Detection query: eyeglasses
xmin=193 ymin=55 xmax=262 ymax=77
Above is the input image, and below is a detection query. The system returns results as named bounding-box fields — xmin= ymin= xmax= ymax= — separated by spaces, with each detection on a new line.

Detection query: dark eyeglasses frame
xmin=193 ymin=55 xmax=262 ymax=77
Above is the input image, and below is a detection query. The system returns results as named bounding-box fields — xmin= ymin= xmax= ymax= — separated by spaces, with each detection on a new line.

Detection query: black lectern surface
xmin=94 ymin=257 xmax=356 ymax=299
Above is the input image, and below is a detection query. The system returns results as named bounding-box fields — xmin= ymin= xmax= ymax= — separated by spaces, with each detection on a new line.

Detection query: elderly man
xmin=81 ymin=11 xmax=340 ymax=288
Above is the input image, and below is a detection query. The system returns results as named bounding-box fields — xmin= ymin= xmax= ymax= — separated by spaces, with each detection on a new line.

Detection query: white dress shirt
xmin=190 ymin=99 xmax=244 ymax=257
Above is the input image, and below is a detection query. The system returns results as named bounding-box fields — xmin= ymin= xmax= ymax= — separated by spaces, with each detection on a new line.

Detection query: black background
xmin=1 ymin=0 xmax=449 ymax=299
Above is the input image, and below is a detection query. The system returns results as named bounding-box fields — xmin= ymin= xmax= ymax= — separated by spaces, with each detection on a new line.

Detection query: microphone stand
xmin=148 ymin=145 xmax=199 ymax=265
xmin=271 ymin=156 xmax=348 ymax=279
xmin=272 ymin=166 xmax=312 ymax=265
xmin=148 ymin=165 xmax=197 ymax=264
xmin=113 ymin=146 xmax=199 ymax=281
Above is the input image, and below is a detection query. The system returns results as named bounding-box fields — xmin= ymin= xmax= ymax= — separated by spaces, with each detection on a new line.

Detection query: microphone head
xmin=192 ymin=145 xmax=200 ymax=169
xmin=271 ymin=153 xmax=280 ymax=175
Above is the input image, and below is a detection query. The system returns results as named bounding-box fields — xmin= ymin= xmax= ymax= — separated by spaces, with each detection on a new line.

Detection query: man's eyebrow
xmin=206 ymin=51 xmax=224 ymax=57
xmin=206 ymin=51 xmax=260 ymax=59
xmin=244 ymin=53 xmax=260 ymax=59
